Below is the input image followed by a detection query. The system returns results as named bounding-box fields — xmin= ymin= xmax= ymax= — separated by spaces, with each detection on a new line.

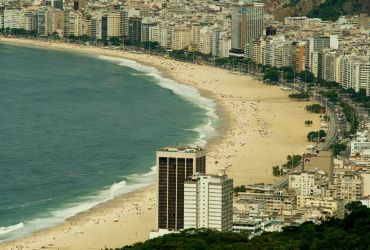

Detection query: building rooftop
xmin=157 ymin=145 xmax=204 ymax=153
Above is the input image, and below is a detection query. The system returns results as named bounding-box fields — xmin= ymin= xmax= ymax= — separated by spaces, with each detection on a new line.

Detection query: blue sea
xmin=0 ymin=44 xmax=217 ymax=242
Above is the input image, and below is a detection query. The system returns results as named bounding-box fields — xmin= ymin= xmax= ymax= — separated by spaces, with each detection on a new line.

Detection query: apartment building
xmin=289 ymin=170 xmax=328 ymax=196
xmin=184 ymin=174 xmax=233 ymax=232
xmin=334 ymin=171 xmax=363 ymax=201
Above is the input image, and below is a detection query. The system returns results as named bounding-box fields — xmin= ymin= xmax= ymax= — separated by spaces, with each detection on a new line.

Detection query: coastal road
xmin=315 ymin=96 xmax=339 ymax=150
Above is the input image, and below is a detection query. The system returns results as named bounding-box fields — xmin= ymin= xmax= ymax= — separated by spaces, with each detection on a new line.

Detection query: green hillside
xmin=117 ymin=202 xmax=370 ymax=250
xmin=308 ymin=0 xmax=369 ymax=21
xmin=273 ymin=0 xmax=369 ymax=22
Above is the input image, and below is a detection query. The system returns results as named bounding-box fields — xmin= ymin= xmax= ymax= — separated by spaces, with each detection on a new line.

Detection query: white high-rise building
xmin=184 ymin=174 xmax=233 ymax=232
xmin=339 ymin=55 xmax=370 ymax=94
xmin=149 ymin=24 xmax=172 ymax=49
xmin=199 ymin=26 xmax=212 ymax=55
xmin=218 ymin=33 xmax=231 ymax=58
xmin=3 ymin=8 xmax=23 ymax=29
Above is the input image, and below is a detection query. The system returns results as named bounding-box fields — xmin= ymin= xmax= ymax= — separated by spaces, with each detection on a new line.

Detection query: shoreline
xmin=0 ymin=37 xmax=321 ymax=249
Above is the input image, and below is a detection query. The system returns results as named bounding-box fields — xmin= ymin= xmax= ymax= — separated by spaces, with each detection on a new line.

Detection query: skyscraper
xmin=157 ymin=146 xmax=206 ymax=231
xmin=184 ymin=174 xmax=233 ymax=232
xmin=231 ymin=1 xmax=264 ymax=56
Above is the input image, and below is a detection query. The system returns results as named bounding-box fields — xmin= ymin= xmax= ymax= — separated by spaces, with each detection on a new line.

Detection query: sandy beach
xmin=0 ymin=37 xmax=320 ymax=250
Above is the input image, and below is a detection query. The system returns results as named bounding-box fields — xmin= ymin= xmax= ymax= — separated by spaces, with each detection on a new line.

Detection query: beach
xmin=0 ymin=37 xmax=320 ymax=250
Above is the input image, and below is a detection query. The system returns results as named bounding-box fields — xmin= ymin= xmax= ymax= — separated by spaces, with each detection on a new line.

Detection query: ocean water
xmin=0 ymin=44 xmax=217 ymax=241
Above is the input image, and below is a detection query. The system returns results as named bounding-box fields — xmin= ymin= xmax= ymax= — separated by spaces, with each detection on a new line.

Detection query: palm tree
xmin=304 ymin=120 xmax=313 ymax=127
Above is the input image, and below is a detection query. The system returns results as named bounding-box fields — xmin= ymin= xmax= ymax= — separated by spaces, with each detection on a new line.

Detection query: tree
xmin=305 ymin=104 xmax=325 ymax=113
xmin=289 ymin=92 xmax=310 ymax=100
xmin=281 ymin=66 xmax=295 ymax=83
xmin=141 ymin=41 xmax=160 ymax=50
xmin=283 ymin=155 xmax=302 ymax=169
xmin=307 ymin=130 xmax=327 ymax=142
xmin=304 ymin=120 xmax=313 ymax=127
xmin=330 ymin=143 xmax=347 ymax=156
xmin=109 ymin=36 xmax=121 ymax=46
xmin=215 ymin=57 xmax=231 ymax=67
xmin=120 ymin=202 xmax=370 ymax=250
xmin=340 ymin=100 xmax=359 ymax=134
xmin=263 ymin=68 xmax=279 ymax=83
xmin=68 ymin=34 xmax=77 ymax=41
xmin=272 ymin=165 xmax=281 ymax=176
xmin=298 ymin=70 xmax=315 ymax=83
xmin=50 ymin=32 xmax=60 ymax=40
xmin=234 ymin=185 xmax=246 ymax=193
xmin=79 ymin=34 xmax=90 ymax=43
xmin=284 ymin=70 xmax=295 ymax=83
xmin=345 ymin=201 xmax=364 ymax=213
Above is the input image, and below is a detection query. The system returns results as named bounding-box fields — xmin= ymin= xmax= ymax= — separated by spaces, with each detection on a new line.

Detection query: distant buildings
xmin=1 ymin=0 xmax=366 ymax=96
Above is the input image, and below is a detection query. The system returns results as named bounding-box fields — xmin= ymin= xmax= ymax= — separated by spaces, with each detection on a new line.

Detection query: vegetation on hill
xmin=118 ymin=202 xmax=370 ymax=250
xmin=307 ymin=0 xmax=368 ymax=21
xmin=273 ymin=0 xmax=369 ymax=22
xmin=283 ymin=0 xmax=302 ymax=8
